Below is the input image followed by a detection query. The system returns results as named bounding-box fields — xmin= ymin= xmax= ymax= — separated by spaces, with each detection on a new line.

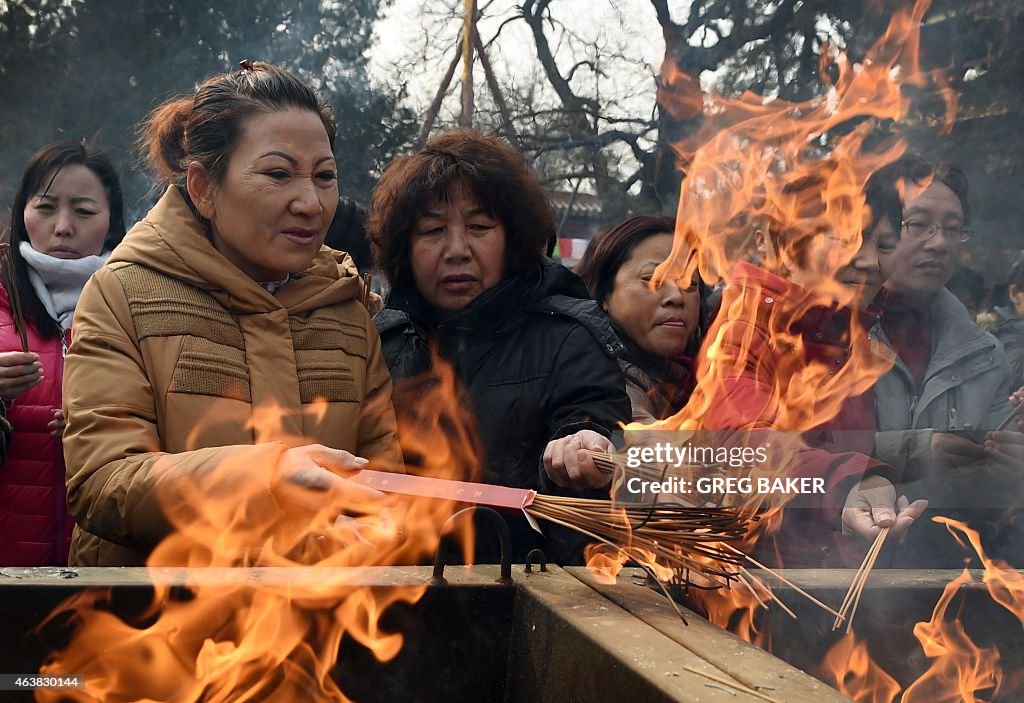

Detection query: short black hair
xmin=1007 ymin=250 xmax=1024 ymax=290
xmin=872 ymin=154 xmax=971 ymax=225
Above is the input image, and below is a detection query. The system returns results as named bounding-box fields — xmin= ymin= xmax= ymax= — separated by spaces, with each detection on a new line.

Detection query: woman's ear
xmin=186 ymin=161 xmax=216 ymax=221
xmin=753 ymin=228 xmax=768 ymax=256
xmin=754 ymin=227 xmax=780 ymax=270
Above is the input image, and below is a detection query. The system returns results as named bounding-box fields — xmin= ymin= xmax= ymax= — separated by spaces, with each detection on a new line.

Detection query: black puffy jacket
xmin=375 ymin=260 xmax=630 ymax=563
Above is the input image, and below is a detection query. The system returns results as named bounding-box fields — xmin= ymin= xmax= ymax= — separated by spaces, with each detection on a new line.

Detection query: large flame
xmin=766 ymin=518 xmax=1024 ymax=702
xmin=593 ymin=0 xmax=957 ymax=596
xmin=662 ymin=0 xmax=955 ymax=440
xmin=629 ymin=2 xmax=1019 ymax=702
xmin=819 ymin=633 xmax=901 ymax=703
xmin=899 ymin=517 xmax=1024 ymax=703
xmin=38 ymin=358 xmax=479 ymax=702
xmin=901 ymin=569 xmax=1000 ymax=703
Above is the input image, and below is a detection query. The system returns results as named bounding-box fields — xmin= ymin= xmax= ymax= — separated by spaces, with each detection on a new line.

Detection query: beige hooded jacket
xmin=63 ymin=187 xmax=400 ymax=566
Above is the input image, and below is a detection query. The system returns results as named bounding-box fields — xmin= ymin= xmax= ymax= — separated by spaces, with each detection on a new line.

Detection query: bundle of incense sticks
xmin=351 ymin=469 xmax=749 ymax=585
xmin=833 ymin=526 xmax=889 ymax=632
xmin=0 ymin=243 xmax=29 ymax=352
xmin=532 ymin=494 xmax=748 ymax=583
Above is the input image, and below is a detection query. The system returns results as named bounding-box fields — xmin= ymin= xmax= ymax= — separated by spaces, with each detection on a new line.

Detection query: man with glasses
xmin=869 ymin=155 xmax=1022 ymax=566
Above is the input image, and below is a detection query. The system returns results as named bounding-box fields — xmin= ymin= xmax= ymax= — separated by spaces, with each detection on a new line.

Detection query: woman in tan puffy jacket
xmin=62 ymin=62 xmax=401 ymax=566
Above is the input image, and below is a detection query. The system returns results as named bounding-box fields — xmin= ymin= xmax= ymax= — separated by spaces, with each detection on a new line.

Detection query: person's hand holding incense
xmin=0 ymin=351 xmax=42 ymax=400
xmin=842 ymin=475 xmax=928 ymax=541
xmin=366 ymin=291 xmax=384 ymax=315
xmin=543 ymin=429 xmax=614 ymax=490
xmin=273 ymin=444 xmax=384 ymax=513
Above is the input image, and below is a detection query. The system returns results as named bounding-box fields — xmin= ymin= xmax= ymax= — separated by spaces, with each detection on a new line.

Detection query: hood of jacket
xmin=110 ymin=186 xmax=361 ymax=315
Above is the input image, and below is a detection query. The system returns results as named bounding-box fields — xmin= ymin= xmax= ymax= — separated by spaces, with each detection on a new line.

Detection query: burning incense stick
xmin=682 ymin=666 xmax=782 ymax=703
xmin=0 ymin=243 xmax=29 ymax=352
xmin=724 ymin=544 xmax=843 ymax=619
xmin=996 ymin=399 xmax=1024 ymax=432
xmin=739 ymin=567 xmax=797 ymax=619
xmin=736 ymin=570 xmax=770 ymax=610
xmin=833 ymin=526 xmax=888 ymax=632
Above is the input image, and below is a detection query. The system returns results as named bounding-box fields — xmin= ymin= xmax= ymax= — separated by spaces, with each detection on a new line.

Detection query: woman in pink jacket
xmin=0 ymin=141 xmax=126 ymax=565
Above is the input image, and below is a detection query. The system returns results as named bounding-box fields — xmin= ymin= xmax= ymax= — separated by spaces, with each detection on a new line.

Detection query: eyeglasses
xmin=901 ymin=219 xmax=971 ymax=243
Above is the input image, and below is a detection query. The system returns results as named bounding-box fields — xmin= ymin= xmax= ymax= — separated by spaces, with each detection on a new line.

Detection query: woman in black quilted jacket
xmin=369 ymin=129 xmax=630 ymax=564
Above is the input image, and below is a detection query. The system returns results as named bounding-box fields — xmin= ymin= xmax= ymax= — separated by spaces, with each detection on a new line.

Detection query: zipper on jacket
xmin=909 ymin=394 xmax=918 ymax=426
xmin=57 ymin=325 xmax=70 ymax=563
xmin=948 ymin=406 xmax=959 ymax=430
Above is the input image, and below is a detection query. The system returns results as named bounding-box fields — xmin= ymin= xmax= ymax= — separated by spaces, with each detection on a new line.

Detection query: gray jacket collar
xmin=875 ymin=287 xmax=999 ymax=388
xmin=924 ymin=288 xmax=1000 ymax=375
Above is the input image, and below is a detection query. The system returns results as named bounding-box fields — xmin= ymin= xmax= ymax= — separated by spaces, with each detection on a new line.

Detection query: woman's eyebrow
xmin=257 ymin=151 xmax=298 ymax=165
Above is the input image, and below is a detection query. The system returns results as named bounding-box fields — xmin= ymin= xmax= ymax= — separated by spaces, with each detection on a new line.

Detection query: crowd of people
xmin=1 ymin=61 xmax=1021 ymax=572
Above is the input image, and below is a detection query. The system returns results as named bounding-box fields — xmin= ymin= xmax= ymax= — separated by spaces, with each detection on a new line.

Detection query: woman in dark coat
xmin=369 ymin=129 xmax=630 ymax=563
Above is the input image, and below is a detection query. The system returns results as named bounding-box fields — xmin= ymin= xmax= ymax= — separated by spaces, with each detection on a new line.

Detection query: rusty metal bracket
xmin=523 ymin=549 xmax=548 ymax=574
xmin=430 ymin=506 xmax=513 ymax=586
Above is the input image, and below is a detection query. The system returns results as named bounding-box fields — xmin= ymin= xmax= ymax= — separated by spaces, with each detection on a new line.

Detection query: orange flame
xmin=584 ymin=0 xmax=959 ymax=595
xmin=689 ymin=579 xmax=768 ymax=648
xmin=644 ymin=4 xmax=1000 ymax=702
xmin=899 ymin=517 xmax=1024 ymax=703
xmin=819 ymin=633 xmax=901 ymax=703
xmin=901 ymin=568 xmax=1000 ymax=703
xmin=645 ymin=0 xmax=957 ymax=557
xmin=811 ymin=517 xmax=1024 ymax=703
xmin=38 ymin=358 xmax=479 ymax=702
xmin=584 ymin=544 xmax=627 ymax=585
xmin=664 ymin=0 xmax=958 ymax=438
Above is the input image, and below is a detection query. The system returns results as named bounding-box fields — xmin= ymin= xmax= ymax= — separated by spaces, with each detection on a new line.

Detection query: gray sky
xmin=367 ymin=0 xmax=676 ymax=119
